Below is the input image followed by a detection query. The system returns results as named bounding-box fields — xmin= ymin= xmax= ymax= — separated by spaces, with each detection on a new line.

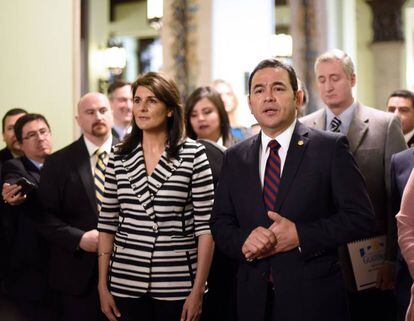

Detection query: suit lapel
xmin=310 ymin=109 xmax=325 ymax=130
xmin=347 ymin=103 xmax=369 ymax=153
xmin=21 ymin=156 xmax=41 ymax=184
xmin=245 ymin=134 xmax=269 ymax=225
xmin=407 ymin=134 xmax=414 ymax=148
xmin=274 ymin=122 xmax=309 ymax=213
xmin=74 ymin=138 xmax=97 ymax=214
xmin=121 ymin=144 xmax=155 ymax=220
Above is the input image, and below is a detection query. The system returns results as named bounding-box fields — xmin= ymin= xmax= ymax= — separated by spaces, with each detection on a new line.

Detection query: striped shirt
xmin=98 ymin=138 xmax=214 ymax=300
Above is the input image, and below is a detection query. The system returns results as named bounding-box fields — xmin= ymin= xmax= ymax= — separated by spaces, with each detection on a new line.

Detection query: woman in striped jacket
xmin=97 ymin=72 xmax=215 ymax=321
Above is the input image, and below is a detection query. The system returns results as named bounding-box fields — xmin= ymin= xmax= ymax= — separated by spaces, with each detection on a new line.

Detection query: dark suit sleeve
xmin=2 ymin=159 xmax=25 ymax=183
xmin=388 ymin=154 xmax=400 ymax=261
xmin=296 ymin=135 xmax=375 ymax=258
xmin=37 ymin=156 xmax=84 ymax=252
xmin=2 ymin=159 xmax=39 ymax=211
xmin=210 ymin=151 xmax=251 ymax=261
xmin=384 ymin=116 xmax=406 ymax=261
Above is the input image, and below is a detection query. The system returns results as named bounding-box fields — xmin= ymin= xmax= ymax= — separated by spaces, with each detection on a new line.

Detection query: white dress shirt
xmin=83 ymin=136 xmax=112 ymax=174
xmin=259 ymin=119 xmax=296 ymax=187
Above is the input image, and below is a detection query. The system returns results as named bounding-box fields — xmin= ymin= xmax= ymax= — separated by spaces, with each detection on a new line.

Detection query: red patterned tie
xmin=263 ymin=140 xmax=281 ymax=211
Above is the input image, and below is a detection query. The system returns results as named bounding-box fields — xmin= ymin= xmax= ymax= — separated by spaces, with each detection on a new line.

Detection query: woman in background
xmin=97 ymin=72 xmax=214 ymax=321
xmin=185 ymin=86 xmax=237 ymax=148
xmin=212 ymin=79 xmax=252 ymax=141
xmin=397 ymin=169 xmax=414 ymax=321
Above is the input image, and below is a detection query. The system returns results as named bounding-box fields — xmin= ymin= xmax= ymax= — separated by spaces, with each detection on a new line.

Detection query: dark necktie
xmin=95 ymin=148 xmax=107 ymax=211
xmin=330 ymin=116 xmax=341 ymax=133
xmin=263 ymin=140 xmax=281 ymax=211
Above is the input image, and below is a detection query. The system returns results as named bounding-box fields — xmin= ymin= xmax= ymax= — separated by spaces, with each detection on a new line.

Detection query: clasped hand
xmin=242 ymin=211 xmax=300 ymax=261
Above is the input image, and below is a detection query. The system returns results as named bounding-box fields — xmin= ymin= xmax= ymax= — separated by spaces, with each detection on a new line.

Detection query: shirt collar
xmin=260 ymin=119 xmax=296 ymax=153
xmin=325 ymin=101 xmax=357 ymax=134
xmin=113 ymin=124 xmax=131 ymax=139
xmin=83 ymin=135 xmax=113 ymax=157
xmin=27 ymin=157 xmax=44 ymax=170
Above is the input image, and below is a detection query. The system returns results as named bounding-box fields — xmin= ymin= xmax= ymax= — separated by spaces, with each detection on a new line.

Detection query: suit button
xmin=152 ymin=224 xmax=158 ymax=231
xmin=137 ymin=194 xmax=141 ymax=198
xmin=156 ymin=183 xmax=161 ymax=188
xmin=132 ymin=184 xmax=136 ymax=188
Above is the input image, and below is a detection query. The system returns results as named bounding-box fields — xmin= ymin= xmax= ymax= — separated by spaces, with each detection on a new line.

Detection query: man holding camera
xmin=1 ymin=113 xmax=54 ymax=321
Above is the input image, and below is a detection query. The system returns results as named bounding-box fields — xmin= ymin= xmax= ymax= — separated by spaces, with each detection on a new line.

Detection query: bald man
xmin=37 ymin=93 xmax=116 ymax=321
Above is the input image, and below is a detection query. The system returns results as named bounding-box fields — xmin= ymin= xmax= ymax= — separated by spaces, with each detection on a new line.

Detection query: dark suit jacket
xmin=197 ymin=139 xmax=237 ymax=321
xmin=1 ymin=156 xmax=50 ymax=301
xmin=211 ymin=122 xmax=375 ymax=321
xmin=0 ymin=147 xmax=13 ymax=178
xmin=391 ymin=148 xmax=414 ymax=312
xmin=37 ymin=136 xmax=116 ymax=295
xmin=197 ymin=139 xmax=226 ymax=187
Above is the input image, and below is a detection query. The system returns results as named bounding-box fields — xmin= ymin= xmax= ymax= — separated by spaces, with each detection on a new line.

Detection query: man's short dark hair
xmin=388 ymin=89 xmax=414 ymax=109
xmin=107 ymin=80 xmax=131 ymax=97
xmin=14 ymin=113 xmax=50 ymax=143
xmin=2 ymin=108 xmax=27 ymax=133
xmin=248 ymin=58 xmax=298 ymax=95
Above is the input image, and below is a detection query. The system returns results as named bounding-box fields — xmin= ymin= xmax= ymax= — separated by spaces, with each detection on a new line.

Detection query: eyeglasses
xmin=23 ymin=128 xmax=50 ymax=141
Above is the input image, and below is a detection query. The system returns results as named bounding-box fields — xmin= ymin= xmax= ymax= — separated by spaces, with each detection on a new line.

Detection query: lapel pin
xmin=298 ymin=140 xmax=304 ymax=146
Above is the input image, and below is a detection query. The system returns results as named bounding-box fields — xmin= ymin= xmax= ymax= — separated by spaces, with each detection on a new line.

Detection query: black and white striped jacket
xmin=98 ymin=138 xmax=214 ymax=300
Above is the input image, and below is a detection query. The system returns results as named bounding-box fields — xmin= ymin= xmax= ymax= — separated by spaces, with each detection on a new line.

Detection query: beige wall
xmin=0 ymin=0 xmax=80 ymax=150
xmin=355 ymin=0 xmax=375 ymax=107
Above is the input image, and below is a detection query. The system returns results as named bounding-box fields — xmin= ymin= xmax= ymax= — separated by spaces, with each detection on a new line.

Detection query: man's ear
xmin=350 ymin=73 xmax=356 ymax=87
xmin=294 ymin=90 xmax=304 ymax=110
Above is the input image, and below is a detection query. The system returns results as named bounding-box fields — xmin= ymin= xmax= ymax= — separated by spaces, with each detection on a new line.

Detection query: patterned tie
xmin=263 ymin=140 xmax=281 ymax=211
xmin=330 ymin=116 xmax=341 ymax=133
xmin=94 ymin=148 xmax=107 ymax=211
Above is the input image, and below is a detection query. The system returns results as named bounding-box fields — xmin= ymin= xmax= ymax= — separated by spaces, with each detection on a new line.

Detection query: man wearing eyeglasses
xmin=1 ymin=113 xmax=55 ymax=321
xmin=108 ymin=80 xmax=133 ymax=140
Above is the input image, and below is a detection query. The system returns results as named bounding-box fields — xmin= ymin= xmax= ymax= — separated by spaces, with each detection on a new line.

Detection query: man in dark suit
xmin=37 ymin=92 xmax=116 ymax=321
xmin=0 ymin=108 xmax=27 ymax=311
xmin=301 ymin=49 xmax=406 ymax=321
xmin=0 ymin=108 xmax=27 ymax=173
xmin=1 ymin=113 xmax=54 ymax=321
xmin=390 ymin=147 xmax=414 ymax=320
xmin=387 ymin=90 xmax=414 ymax=148
xmin=211 ymin=58 xmax=375 ymax=321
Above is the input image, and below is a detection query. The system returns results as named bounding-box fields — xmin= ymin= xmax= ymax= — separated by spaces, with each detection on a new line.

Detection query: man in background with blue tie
xmin=37 ymin=93 xmax=117 ymax=321
xmin=301 ymin=49 xmax=407 ymax=321
xmin=211 ymin=58 xmax=375 ymax=321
